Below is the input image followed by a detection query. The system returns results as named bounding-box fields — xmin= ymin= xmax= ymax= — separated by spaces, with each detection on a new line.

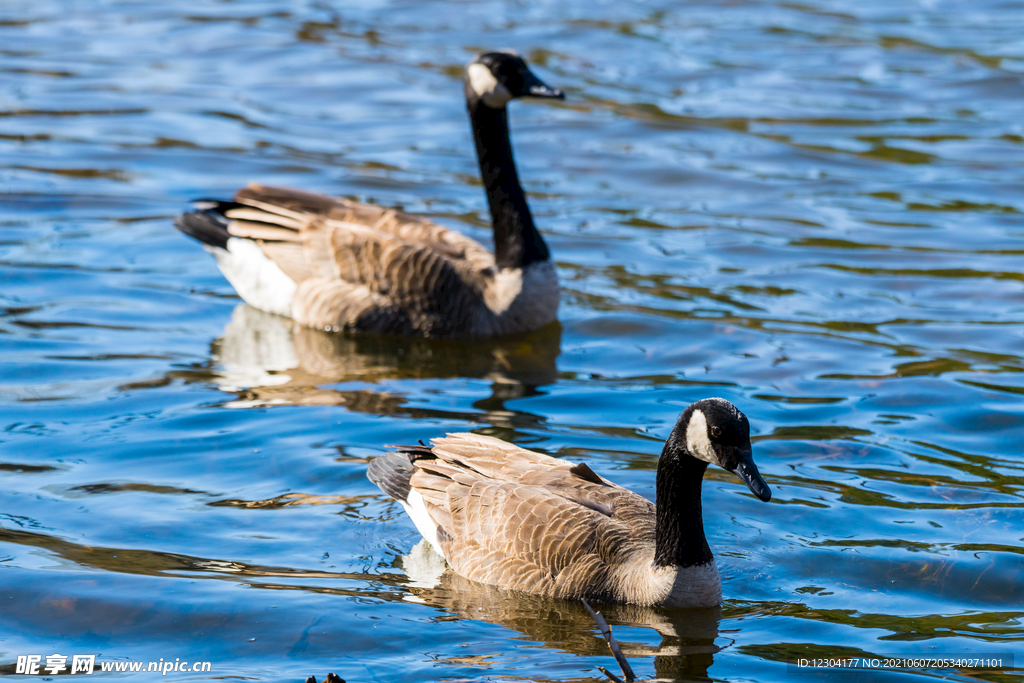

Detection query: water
xmin=2 ymin=0 xmax=1023 ymax=680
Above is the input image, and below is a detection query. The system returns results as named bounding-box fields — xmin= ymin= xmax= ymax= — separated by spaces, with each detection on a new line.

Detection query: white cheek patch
xmin=467 ymin=63 xmax=512 ymax=108
xmin=686 ymin=409 xmax=720 ymax=466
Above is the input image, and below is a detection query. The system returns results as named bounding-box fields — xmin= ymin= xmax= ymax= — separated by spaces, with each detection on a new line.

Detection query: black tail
xmin=367 ymin=451 xmax=417 ymax=503
xmin=174 ymin=200 xmax=243 ymax=250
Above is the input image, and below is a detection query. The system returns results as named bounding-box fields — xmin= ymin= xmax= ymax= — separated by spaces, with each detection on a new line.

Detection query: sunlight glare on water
xmin=1 ymin=0 xmax=1023 ymax=681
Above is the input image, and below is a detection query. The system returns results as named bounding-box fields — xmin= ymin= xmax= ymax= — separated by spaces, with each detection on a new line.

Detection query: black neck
xmin=467 ymin=101 xmax=550 ymax=270
xmin=653 ymin=434 xmax=713 ymax=568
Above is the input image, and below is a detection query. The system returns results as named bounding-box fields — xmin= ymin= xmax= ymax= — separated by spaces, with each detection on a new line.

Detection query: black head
xmin=671 ymin=398 xmax=771 ymax=502
xmin=464 ymin=51 xmax=564 ymax=109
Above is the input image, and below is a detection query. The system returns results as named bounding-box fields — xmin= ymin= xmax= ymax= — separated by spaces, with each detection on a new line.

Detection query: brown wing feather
xmin=234 ymin=183 xmax=494 ymax=268
xmin=408 ymin=434 xmax=657 ymax=600
xmin=215 ymin=184 xmax=496 ymax=335
xmin=319 ymin=226 xmax=484 ymax=335
xmin=257 ymin=241 xmax=313 ymax=284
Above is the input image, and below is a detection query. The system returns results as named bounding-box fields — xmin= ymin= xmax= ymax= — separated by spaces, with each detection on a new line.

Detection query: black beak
xmin=730 ymin=449 xmax=771 ymax=502
xmin=522 ymin=72 xmax=564 ymax=100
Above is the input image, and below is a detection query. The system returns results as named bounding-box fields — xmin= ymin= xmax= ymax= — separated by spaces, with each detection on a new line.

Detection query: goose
xmin=368 ymin=397 xmax=772 ymax=607
xmin=174 ymin=51 xmax=563 ymax=338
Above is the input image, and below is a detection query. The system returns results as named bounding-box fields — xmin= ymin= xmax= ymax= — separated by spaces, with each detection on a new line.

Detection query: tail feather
xmin=176 ymin=198 xmax=305 ymax=250
xmin=367 ymin=451 xmax=418 ymax=503
xmin=174 ymin=200 xmax=244 ymax=250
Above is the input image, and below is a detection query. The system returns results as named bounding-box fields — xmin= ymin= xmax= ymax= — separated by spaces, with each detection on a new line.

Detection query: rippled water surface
xmin=3 ymin=0 xmax=1024 ymax=681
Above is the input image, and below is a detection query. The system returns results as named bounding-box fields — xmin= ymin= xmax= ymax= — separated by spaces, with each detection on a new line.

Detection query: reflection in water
xmin=3 ymin=523 xmax=717 ymax=680
xmin=0 ymin=523 xmax=390 ymax=586
xmin=203 ymin=304 xmax=561 ymax=417
xmin=396 ymin=540 xmax=721 ymax=680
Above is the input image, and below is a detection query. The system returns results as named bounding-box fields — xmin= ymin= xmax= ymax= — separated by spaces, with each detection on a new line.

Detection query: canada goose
xmin=175 ymin=51 xmax=563 ymax=338
xmin=368 ymin=398 xmax=772 ymax=608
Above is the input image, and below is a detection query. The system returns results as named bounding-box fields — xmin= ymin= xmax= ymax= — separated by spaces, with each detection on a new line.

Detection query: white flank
xmin=467 ymin=63 xmax=512 ymax=108
xmin=209 ymin=238 xmax=296 ymax=317
xmin=401 ymin=490 xmax=445 ymax=558
xmin=685 ymin=409 xmax=719 ymax=466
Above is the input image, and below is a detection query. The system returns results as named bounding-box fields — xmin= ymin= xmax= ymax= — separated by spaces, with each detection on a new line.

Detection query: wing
xmin=407 ymin=434 xmax=657 ymax=600
xmin=205 ymin=185 xmax=496 ymax=334
xmin=285 ymin=226 xmax=485 ymax=335
xmin=427 ymin=433 xmax=653 ymax=520
xmin=233 ymin=184 xmax=495 ymax=272
xmin=326 ymin=222 xmax=486 ymax=314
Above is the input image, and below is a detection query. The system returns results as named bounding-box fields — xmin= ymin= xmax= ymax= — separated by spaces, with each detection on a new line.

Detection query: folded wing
xmin=212 ymin=184 xmax=497 ymax=335
xmin=406 ymin=433 xmax=657 ymax=600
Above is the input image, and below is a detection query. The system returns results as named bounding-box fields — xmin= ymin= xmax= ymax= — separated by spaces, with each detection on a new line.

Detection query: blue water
xmin=2 ymin=0 xmax=1023 ymax=681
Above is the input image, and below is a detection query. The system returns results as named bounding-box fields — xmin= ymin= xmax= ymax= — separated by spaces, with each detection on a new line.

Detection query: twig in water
xmin=582 ymin=598 xmax=636 ymax=682
xmin=596 ymin=665 xmax=625 ymax=683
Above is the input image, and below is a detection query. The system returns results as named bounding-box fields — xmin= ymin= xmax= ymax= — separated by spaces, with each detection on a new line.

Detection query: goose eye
xmin=710 ymin=426 xmax=722 ymax=438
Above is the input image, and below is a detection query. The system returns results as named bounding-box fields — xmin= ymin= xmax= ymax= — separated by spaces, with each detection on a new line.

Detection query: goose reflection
xmin=204 ymin=304 xmax=561 ymax=419
xmin=394 ymin=540 xmax=722 ymax=680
